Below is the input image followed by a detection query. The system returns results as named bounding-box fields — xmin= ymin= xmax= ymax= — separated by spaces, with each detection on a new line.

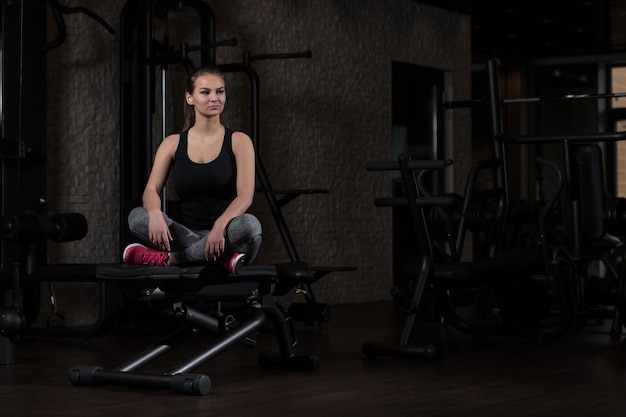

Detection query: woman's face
xmin=186 ymin=73 xmax=226 ymax=118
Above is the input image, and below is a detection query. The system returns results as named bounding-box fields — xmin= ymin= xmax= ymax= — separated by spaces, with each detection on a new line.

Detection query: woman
xmin=123 ymin=66 xmax=262 ymax=275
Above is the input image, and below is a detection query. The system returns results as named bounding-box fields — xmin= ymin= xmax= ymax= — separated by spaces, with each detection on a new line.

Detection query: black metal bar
xmin=179 ymin=305 xmax=223 ymax=331
xmin=398 ymin=154 xmax=433 ymax=318
xmin=535 ymin=157 xmax=565 ymax=267
xmin=115 ymin=326 xmax=195 ymax=372
xmin=453 ymin=158 xmax=502 ymax=257
xmin=166 ymin=308 xmax=266 ymax=374
xmin=374 ymin=196 xmax=456 ymax=208
xmin=261 ymin=302 xmax=297 ymax=360
xmin=498 ymin=131 xmax=626 ymax=144
xmin=485 ymin=59 xmax=508 ymax=257
xmin=272 ymin=190 xmax=328 ymax=208
xmin=69 ymin=365 xmax=211 ymax=395
xmin=365 ymin=159 xmax=452 ymax=172
xmin=444 ymin=92 xmax=626 ymax=109
xmin=185 ymin=37 xmax=237 ymax=54
xmin=42 ymin=0 xmax=115 ymax=53
xmin=503 ymin=92 xmax=626 ymax=104
xmin=167 ymin=0 xmax=216 ymax=66
xmin=245 ymin=50 xmax=312 ymax=66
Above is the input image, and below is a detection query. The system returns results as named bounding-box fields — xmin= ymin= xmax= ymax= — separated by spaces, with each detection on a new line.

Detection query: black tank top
xmin=172 ymin=128 xmax=237 ymax=230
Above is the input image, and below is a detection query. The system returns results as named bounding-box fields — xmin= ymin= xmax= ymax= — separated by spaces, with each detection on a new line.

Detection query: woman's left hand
xmin=205 ymin=227 xmax=226 ymax=261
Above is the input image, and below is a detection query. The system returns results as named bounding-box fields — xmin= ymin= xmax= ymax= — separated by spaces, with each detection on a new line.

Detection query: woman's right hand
xmin=147 ymin=210 xmax=172 ymax=251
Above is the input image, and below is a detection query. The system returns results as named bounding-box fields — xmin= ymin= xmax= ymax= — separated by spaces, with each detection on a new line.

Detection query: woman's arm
xmin=142 ymin=134 xmax=179 ymax=250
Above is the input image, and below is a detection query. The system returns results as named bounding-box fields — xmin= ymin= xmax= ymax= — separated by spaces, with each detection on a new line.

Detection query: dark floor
xmin=1 ymin=300 xmax=626 ymax=417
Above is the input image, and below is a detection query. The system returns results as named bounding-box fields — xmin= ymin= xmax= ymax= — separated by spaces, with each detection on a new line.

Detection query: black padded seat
xmin=178 ymin=264 xmax=278 ymax=298
xmin=273 ymin=261 xmax=315 ymax=283
xmin=180 ymin=264 xmax=277 ymax=279
xmin=94 ymin=263 xmax=310 ymax=282
xmin=36 ymin=262 xmax=312 ymax=296
xmin=95 ymin=263 xmax=182 ymax=280
xmin=97 ymin=263 xmax=284 ymax=300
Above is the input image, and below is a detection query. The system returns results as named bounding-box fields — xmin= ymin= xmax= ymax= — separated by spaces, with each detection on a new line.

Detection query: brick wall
xmin=41 ymin=0 xmax=470 ymax=326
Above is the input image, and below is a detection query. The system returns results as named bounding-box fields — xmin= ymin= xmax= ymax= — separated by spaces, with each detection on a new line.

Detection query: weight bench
xmin=63 ymin=261 xmax=320 ymax=395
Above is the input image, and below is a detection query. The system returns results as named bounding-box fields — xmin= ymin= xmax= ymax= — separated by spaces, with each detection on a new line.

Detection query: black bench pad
xmin=35 ymin=262 xmax=314 ymax=284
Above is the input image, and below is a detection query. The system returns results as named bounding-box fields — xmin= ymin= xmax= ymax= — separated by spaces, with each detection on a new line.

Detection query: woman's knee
xmin=127 ymin=207 xmax=148 ymax=230
xmin=226 ymin=214 xmax=262 ymax=246
xmin=244 ymin=213 xmax=262 ymax=235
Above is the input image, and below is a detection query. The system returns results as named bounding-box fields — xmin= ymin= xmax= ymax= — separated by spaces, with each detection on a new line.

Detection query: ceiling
xmin=416 ymin=0 xmax=626 ymax=62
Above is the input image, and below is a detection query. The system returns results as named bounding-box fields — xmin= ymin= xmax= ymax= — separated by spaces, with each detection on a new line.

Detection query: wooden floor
xmin=2 ymin=301 xmax=626 ymax=417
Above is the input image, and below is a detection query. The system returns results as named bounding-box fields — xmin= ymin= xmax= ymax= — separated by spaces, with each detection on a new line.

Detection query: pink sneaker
xmin=219 ymin=253 xmax=246 ymax=276
xmin=123 ymin=243 xmax=169 ymax=266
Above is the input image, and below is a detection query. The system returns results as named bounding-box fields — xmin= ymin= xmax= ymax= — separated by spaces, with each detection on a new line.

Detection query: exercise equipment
xmin=363 ymin=157 xmax=453 ymax=360
xmin=0 ymin=208 xmax=89 ymax=364
xmin=0 ymin=1 xmax=117 ymax=357
xmin=65 ymin=261 xmax=320 ymax=395
xmin=499 ymin=134 xmax=626 ymax=337
xmin=463 ymin=60 xmax=626 ymax=338
xmin=44 ymin=0 xmax=115 ymax=53
xmin=361 ymin=59 xmax=626 ymax=357
xmin=477 ymin=58 xmax=626 ymax=337
xmin=363 ymin=150 xmax=570 ymax=359
xmin=0 ymin=0 xmax=47 ymax=365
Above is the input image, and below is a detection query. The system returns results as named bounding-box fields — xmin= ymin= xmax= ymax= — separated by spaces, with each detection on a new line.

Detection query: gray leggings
xmin=127 ymin=207 xmax=262 ymax=265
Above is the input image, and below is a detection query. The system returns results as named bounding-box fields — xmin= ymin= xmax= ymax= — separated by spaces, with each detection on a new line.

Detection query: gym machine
xmin=0 ymin=0 xmax=116 ymax=363
xmin=361 ymin=59 xmax=626 ymax=358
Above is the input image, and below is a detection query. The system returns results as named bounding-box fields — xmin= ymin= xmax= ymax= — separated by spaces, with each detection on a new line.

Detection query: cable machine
xmin=0 ymin=0 xmax=115 ymax=365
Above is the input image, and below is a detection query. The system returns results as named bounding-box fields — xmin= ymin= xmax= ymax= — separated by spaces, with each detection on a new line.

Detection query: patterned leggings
xmin=127 ymin=207 xmax=262 ymax=265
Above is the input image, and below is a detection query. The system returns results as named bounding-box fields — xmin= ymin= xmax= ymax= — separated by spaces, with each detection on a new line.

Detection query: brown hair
xmin=182 ymin=66 xmax=225 ymax=131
